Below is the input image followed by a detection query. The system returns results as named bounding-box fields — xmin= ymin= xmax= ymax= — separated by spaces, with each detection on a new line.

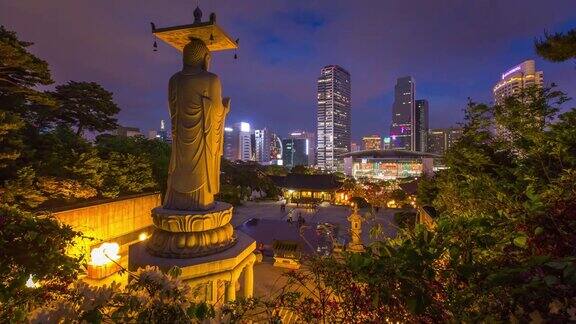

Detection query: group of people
xmin=281 ymin=203 xmax=307 ymax=228
xmin=287 ymin=212 xmax=306 ymax=228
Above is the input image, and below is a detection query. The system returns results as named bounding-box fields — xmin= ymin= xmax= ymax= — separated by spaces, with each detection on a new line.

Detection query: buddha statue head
xmin=183 ymin=37 xmax=211 ymax=71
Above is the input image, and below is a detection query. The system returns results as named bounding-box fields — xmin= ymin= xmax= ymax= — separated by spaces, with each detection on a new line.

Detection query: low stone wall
xmin=53 ymin=192 xmax=161 ymax=263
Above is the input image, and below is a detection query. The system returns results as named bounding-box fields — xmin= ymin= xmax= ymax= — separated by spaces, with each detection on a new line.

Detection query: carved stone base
xmin=146 ymin=201 xmax=236 ymax=258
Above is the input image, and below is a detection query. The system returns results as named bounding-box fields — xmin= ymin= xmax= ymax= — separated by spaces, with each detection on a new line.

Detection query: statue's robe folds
xmin=163 ymin=70 xmax=228 ymax=210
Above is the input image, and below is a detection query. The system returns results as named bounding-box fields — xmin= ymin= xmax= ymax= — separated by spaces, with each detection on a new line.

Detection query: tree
xmin=0 ymin=110 xmax=24 ymax=169
xmin=0 ymin=25 xmax=54 ymax=107
xmin=535 ymin=28 xmax=576 ymax=62
xmin=100 ymin=151 xmax=157 ymax=198
xmin=96 ymin=135 xmax=169 ymax=195
xmin=52 ymin=81 xmax=120 ymax=136
xmin=31 ymin=125 xmax=104 ymax=205
xmin=290 ymin=165 xmax=316 ymax=175
xmin=0 ymin=26 xmax=56 ymax=181
xmin=0 ymin=205 xmax=83 ymax=322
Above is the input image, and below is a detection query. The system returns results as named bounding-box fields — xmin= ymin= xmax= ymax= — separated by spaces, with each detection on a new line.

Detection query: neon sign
xmin=501 ymin=66 xmax=521 ymax=80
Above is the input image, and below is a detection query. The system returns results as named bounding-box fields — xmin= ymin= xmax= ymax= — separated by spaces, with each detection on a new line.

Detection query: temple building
xmin=270 ymin=174 xmax=343 ymax=204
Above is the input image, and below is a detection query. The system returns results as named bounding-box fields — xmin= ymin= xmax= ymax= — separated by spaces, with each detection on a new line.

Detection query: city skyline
xmin=1 ymin=1 xmax=574 ymax=142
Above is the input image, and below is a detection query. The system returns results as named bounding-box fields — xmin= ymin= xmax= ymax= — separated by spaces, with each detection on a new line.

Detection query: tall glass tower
xmin=316 ymin=65 xmax=351 ymax=171
xmin=390 ymin=76 xmax=415 ymax=151
xmin=414 ymin=99 xmax=429 ymax=152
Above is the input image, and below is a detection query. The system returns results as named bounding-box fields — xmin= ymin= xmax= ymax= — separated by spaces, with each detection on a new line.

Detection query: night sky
xmin=1 ymin=0 xmax=575 ymax=141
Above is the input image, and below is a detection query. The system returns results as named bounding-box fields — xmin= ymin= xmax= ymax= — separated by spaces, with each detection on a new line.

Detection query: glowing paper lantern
xmin=90 ymin=242 xmax=120 ymax=266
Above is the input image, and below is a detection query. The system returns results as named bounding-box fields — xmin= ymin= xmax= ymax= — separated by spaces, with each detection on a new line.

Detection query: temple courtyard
xmin=231 ymin=201 xmax=401 ymax=299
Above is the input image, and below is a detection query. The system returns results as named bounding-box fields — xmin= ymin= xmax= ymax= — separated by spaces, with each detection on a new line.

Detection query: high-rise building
xmin=414 ymin=99 xmax=429 ymax=152
xmin=158 ymin=120 xmax=168 ymax=142
xmin=362 ymin=135 xmax=382 ymax=151
xmin=282 ymin=138 xmax=308 ymax=168
xmin=493 ymin=60 xmax=544 ymax=105
xmin=115 ymin=126 xmax=141 ymax=137
xmin=270 ymin=132 xmax=282 ymax=163
xmin=390 ymin=76 xmax=415 ymax=151
xmin=427 ymin=129 xmax=446 ymax=155
xmin=289 ymin=130 xmax=315 ymax=166
xmin=427 ymin=128 xmax=462 ymax=155
xmin=351 ymin=142 xmax=360 ymax=152
xmin=382 ymin=137 xmax=392 ymax=150
xmin=254 ymin=128 xmax=273 ymax=164
xmin=147 ymin=130 xmax=159 ymax=140
xmin=223 ymin=122 xmax=252 ymax=161
xmin=317 ymin=65 xmax=352 ymax=171
xmin=447 ymin=128 xmax=463 ymax=148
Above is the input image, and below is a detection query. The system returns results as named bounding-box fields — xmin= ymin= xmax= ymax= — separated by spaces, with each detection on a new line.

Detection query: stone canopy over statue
xmin=163 ymin=37 xmax=230 ymax=211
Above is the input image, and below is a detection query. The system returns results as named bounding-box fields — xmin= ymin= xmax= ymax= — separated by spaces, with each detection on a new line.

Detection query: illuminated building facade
xmin=289 ymin=130 xmax=316 ymax=166
xmin=390 ymin=76 xmax=415 ymax=150
xmin=254 ymin=128 xmax=273 ymax=164
xmin=224 ymin=122 xmax=252 ymax=161
xmin=115 ymin=126 xmax=142 ymax=137
xmin=414 ymin=99 xmax=429 ymax=152
xmin=427 ymin=128 xmax=463 ymax=155
xmin=382 ymin=137 xmax=392 ymax=149
xmin=362 ymin=135 xmax=382 ymax=151
xmin=351 ymin=142 xmax=360 ymax=152
xmin=493 ymin=60 xmax=543 ymax=105
xmin=317 ymin=65 xmax=351 ymax=171
xmin=343 ymin=150 xmax=440 ymax=180
xmin=270 ymin=174 xmax=343 ymax=203
xmin=282 ymin=138 xmax=308 ymax=168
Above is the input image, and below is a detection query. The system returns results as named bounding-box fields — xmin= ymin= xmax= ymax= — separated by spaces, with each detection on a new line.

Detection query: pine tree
xmin=535 ymin=28 xmax=576 ymax=62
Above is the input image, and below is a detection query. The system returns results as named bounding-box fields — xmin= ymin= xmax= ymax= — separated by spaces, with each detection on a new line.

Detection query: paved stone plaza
xmin=231 ymin=201 xmax=402 ymax=298
xmin=233 ymin=201 xmax=399 ymax=246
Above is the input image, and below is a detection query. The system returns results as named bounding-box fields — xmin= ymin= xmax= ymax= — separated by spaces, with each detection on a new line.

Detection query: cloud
xmin=1 ymin=0 xmax=574 ymax=139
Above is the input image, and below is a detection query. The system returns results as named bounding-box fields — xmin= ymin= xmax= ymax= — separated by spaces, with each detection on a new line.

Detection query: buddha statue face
xmin=183 ymin=38 xmax=211 ymax=71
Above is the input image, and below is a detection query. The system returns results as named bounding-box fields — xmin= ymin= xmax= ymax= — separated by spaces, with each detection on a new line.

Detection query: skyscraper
xmin=427 ymin=127 xmax=462 ymax=155
xmin=351 ymin=142 xmax=360 ymax=152
xmin=289 ymin=130 xmax=315 ymax=166
xmin=158 ymin=119 xmax=168 ymax=142
xmin=414 ymin=99 xmax=429 ymax=152
xmin=317 ymin=65 xmax=351 ymax=171
xmin=390 ymin=76 xmax=415 ymax=151
xmin=282 ymin=138 xmax=308 ymax=168
xmin=223 ymin=122 xmax=252 ymax=161
xmin=362 ymin=135 xmax=382 ymax=150
xmin=493 ymin=60 xmax=543 ymax=105
xmin=254 ymin=128 xmax=273 ymax=164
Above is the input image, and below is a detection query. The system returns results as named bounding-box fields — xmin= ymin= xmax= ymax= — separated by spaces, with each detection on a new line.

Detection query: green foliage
xmin=535 ymin=28 xmax=576 ymax=62
xmin=219 ymin=159 xmax=280 ymax=204
xmin=263 ymin=164 xmax=288 ymax=176
xmin=1 ymin=166 xmax=46 ymax=208
xmin=96 ymin=134 xmax=169 ymax=196
xmin=0 ymin=25 xmax=54 ymax=107
xmin=51 ymin=81 xmax=120 ymax=135
xmin=394 ymin=211 xmax=417 ymax=229
xmin=422 ymin=85 xmax=576 ymax=321
xmin=0 ymin=204 xmax=83 ymax=321
xmin=290 ymin=164 xmax=316 ymax=174
xmin=390 ymin=188 xmax=407 ymax=202
xmin=0 ymin=110 xmax=24 ymax=169
xmin=100 ymin=151 xmax=157 ymax=198
xmin=416 ymin=174 xmax=439 ymax=206
xmin=350 ymin=196 xmax=370 ymax=208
